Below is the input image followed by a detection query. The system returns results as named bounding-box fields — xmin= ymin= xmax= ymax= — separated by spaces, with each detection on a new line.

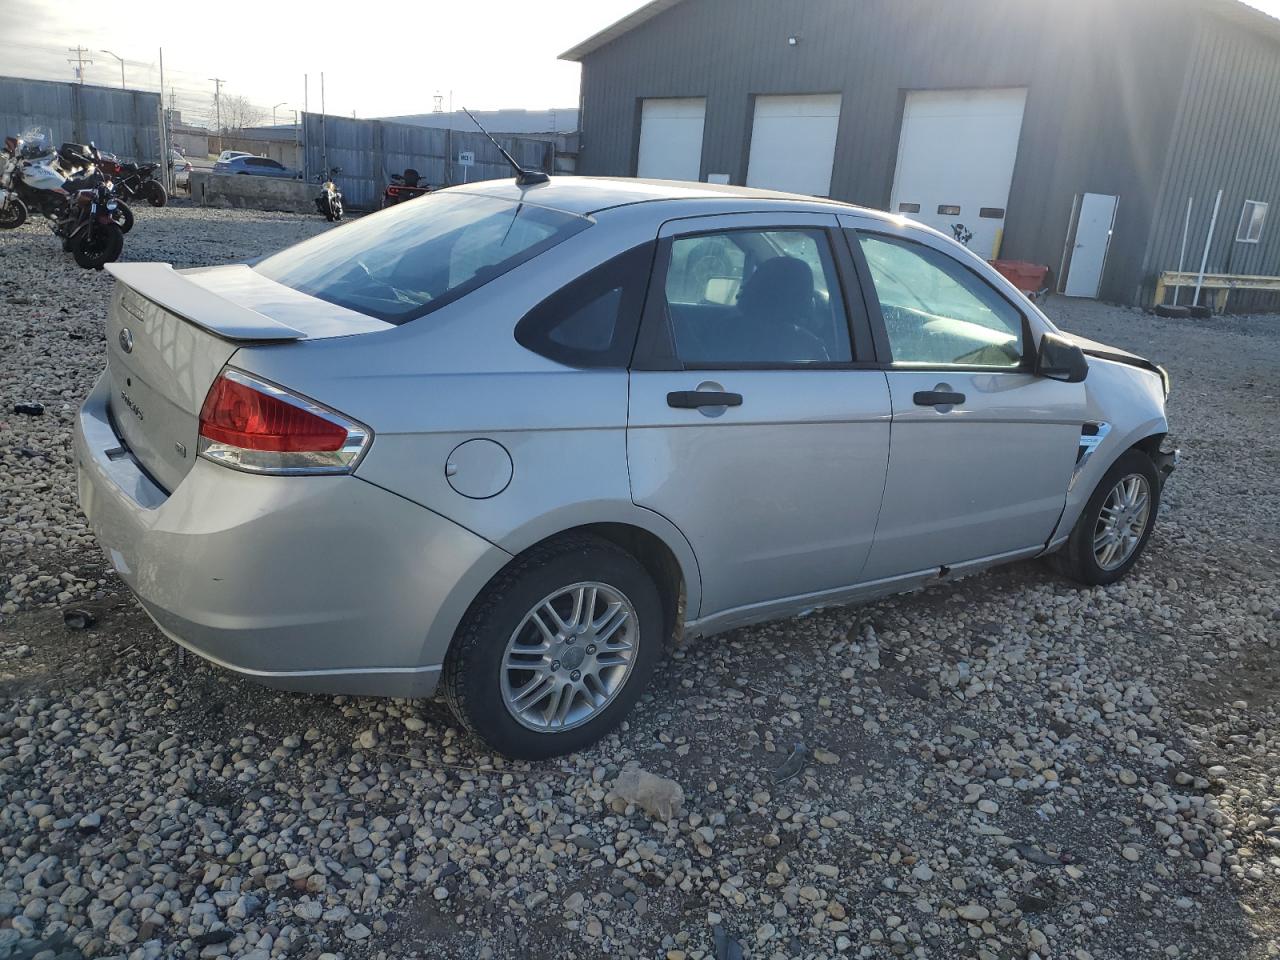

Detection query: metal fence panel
xmin=0 ymin=76 xmax=162 ymax=163
xmin=302 ymin=113 xmax=555 ymax=210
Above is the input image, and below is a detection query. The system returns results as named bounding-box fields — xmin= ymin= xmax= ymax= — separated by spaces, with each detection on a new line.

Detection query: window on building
xmin=1236 ymin=201 xmax=1268 ymax=244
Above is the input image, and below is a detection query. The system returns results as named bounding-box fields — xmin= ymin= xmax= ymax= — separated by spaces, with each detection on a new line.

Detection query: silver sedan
xmin=75 ymin=178 xmax=1176 ymax=758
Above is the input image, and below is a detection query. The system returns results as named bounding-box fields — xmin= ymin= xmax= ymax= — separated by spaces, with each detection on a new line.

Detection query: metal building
xmin=561 ymin=0 xmax=1280 ymax=308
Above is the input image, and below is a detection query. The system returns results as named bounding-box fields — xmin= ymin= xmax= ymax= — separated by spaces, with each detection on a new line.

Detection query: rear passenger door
xmin=839 ymin=213 xmax=1085 ymax=580
xmin=627 ymin=213 xmax=892 ymax=621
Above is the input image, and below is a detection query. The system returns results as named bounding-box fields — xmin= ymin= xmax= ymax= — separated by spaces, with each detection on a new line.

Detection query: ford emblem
xmin=119 ymin=328 xmax=134 ymax=353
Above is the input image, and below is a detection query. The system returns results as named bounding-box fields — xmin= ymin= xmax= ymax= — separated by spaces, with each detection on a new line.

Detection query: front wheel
xmin=1049 ymin=449 xmax=1161 ymax=586
xmin=112 ymin=200 xmax=134 ymax=234
xmin=442 ymin=535 xmax=664 ymax=759
xmin=142 ymin=180 xmax=167 ymax=207
xmin=73 ymin=221 xmax=124 ymax=270
xmin=0 ymin=196 xmax=27 ymax=229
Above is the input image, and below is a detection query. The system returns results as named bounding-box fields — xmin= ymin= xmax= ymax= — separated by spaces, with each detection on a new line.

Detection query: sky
xmin=0 ymin=0 xmax=643 ymax=128
xmin=2 ymin=0 xmax=1280 ymax=130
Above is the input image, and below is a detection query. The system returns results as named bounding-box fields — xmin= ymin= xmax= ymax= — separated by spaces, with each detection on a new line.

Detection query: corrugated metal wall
xmin=302 ymin=113 xmax=555 ymax=210
xmin=575 ymin=0 xmax=1208 ymax=304
xmin=1142 ymin=10 xmax=1280 ymax=310
xmin=0 ymin=76 xmax=162 ymax=162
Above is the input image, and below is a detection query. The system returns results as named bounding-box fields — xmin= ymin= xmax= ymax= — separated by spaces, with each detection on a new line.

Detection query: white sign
xmin=458 ymin=151 xmax=475 ymax=167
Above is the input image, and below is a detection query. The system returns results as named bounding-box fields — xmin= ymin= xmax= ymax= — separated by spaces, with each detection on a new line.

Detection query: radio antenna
xmin=461 ymin=107 xmax=549 ymax=187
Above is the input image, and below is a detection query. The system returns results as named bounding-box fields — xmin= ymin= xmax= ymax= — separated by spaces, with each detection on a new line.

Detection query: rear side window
xmin=256 ymin=192 xmax=589 ymax=324
xmin=515 ymin=244 xmax=655 ymax=367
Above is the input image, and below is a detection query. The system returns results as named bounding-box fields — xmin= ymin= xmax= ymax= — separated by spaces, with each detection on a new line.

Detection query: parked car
xmin=212 ymin=155 xmax=299 ymax=178
xmin=75 ymin=178 xmax=1176 ymax=759
xmin=216 ymin=150 xmax=254 ymax=164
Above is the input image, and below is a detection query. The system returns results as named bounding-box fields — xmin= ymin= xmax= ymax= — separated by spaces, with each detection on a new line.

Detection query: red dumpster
xmin=991 ymin=260 xmax=1049 ymax=295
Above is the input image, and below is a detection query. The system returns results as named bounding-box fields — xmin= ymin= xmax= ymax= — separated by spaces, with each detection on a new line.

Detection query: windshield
xmin=255 ymin=192 xmax=590 ymax=324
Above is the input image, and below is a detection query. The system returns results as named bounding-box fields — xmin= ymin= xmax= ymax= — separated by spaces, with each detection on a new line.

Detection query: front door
xmin=1063 ymin=193 xmax=1119 ymax=298
xmin=841 ymin=214 xmax=1084 ymax=580
xmin=627 ymin=213 xmax=891 ymax=619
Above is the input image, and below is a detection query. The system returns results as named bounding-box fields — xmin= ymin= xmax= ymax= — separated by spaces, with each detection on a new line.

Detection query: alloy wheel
xmin=500 ymin=582 xmax=639 ymax=732
xmin=1093 ymin=473 xmax=1151 ymax=571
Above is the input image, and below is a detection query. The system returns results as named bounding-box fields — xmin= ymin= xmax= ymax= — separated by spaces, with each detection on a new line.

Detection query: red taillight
xmin=197 ymin=370 xmax=369 ymax=475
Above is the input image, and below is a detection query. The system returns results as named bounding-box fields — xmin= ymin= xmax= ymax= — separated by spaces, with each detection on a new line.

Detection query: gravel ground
xmin=1 ymin=204 xmax=1278 ymax=960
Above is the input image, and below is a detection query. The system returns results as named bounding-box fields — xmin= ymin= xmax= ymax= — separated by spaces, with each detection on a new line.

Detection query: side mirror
xmin=1035 ymin=332 xmax=1089 ymax=383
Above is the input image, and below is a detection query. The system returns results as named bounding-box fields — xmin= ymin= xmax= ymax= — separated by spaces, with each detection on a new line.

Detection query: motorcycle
xmin=8 ymin=138 xmax=134 ymax=235
xmin=314 ymin=167 xmax=344 ymax=222
xmin=97 ymin=152 xmax=167 ymax=207
xmin=62 ymin=177 xmax=124 ymax=270
xmin=0 ymin=136 xmax=29 ymax=229
xmin=381 ymin=168 xmax=432 ymax=208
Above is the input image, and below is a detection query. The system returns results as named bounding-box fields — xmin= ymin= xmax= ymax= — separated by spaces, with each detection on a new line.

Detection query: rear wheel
xmin=0 ymin=196 xmax=27 ymax=229
xmin=142 ymin=180 xmax=167 ymax=207
xmin=442 ymin=535 xmax=664 ymax=759
xmin=1050 ymin=449 xmax=1161 ymax=585
xmin=72 ymin=222 xmax=124 ymax=270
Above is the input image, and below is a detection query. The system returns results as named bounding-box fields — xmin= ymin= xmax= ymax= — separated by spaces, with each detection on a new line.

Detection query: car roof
xmin=446 ymin=175 xmax=894 ymax=221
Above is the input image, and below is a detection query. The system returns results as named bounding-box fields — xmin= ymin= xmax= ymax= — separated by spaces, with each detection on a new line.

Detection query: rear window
xmin=255 ymin=192 xmax=590 ymax=324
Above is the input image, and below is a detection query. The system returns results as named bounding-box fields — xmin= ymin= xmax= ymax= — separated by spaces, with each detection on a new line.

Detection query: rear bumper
xmin=74 ymin=371 xmax=510 ymax=696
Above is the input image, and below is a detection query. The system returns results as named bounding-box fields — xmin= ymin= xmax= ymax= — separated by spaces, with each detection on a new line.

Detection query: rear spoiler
xmin=105 ymin=262 xmax=305 ymax=341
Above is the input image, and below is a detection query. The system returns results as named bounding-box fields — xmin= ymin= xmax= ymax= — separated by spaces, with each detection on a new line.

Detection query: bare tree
xmin=214 ymin=94 xmax=266 ymax=136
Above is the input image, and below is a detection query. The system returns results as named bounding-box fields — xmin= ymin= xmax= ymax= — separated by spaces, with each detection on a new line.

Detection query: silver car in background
xmin=75 ymin=178 xmax=1175 ymax=758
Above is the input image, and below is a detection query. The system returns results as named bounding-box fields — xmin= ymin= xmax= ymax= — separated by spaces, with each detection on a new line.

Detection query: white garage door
xmin=637 ymin=98 xmax=706 ymax=181
xmin=890 ymin=88 xmax=1028 ymax=260
xmin=746 ymin=94 xmax=842 ymax=197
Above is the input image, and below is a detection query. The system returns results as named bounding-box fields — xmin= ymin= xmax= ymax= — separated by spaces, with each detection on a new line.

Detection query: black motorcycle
xmin=98 ymin=153 xmax=167 ymax=207
xmin=314 ymin=167 xmax=344 ymax=222
xmin=61 ymin=175 xmax=124 ymax=270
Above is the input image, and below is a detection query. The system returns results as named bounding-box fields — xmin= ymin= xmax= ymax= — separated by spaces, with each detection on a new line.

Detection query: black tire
xmin=1049 ymin=449 xmax=1161 ymax=586
xmin=442 ymin=535 xmax=665 ymax=759
xmin=142 ymin=180 xmax=168 ymax=207
xmin=0 ymin=196 xmax=27 ymax=229
xmin=73 ymin=222 xmax=124 ymax=270
xmin=1155 ymin=305 xmax=1190 ymax=319
xmin=112 ymin=201 xmax=134 ymax=234
xmin=1188 ymin=304 xmax=1212 ymax=319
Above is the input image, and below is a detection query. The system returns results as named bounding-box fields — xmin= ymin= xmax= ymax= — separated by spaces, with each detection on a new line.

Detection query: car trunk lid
xmin=103 ymin=262 xmax=390 ymax=492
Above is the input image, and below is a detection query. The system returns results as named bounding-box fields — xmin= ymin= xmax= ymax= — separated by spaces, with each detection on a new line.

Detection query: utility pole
xmin=101 ymin=49 xmax=126 ymax=89
xmin=159 ymin=48 xmax=170 ymax=192
xmin=67 ymin=46 xmax=93 ymax=84
xmin=273 ymin=102 xmax=286 ymax=127
xmin=209 ymin=77 xmax=226 ymax=152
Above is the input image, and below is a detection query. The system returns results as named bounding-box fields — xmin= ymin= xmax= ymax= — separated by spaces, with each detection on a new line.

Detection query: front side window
xmin=857 ymin=233 xmax=1025 ymax=368
xmin=256 ymin=193 xmax=589 ymax=324
xmin=661 ymin=228 xmax=852 ymax=365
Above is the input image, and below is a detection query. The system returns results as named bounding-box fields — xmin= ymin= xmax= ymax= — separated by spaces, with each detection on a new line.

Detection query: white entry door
xmin=889 ymin=88 xmax=1028 ymax=259
xmin=746 ymin=94 xmax=842 ymax=197
xmin=1063 ymin=193 xmax=1119 ymax=298
xmin=637 ymin=98 xmax=706 ymax=181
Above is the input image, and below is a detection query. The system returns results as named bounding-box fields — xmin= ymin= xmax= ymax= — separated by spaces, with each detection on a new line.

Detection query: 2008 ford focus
xmin=76 ymin=177 xmax=1176 ymax=758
